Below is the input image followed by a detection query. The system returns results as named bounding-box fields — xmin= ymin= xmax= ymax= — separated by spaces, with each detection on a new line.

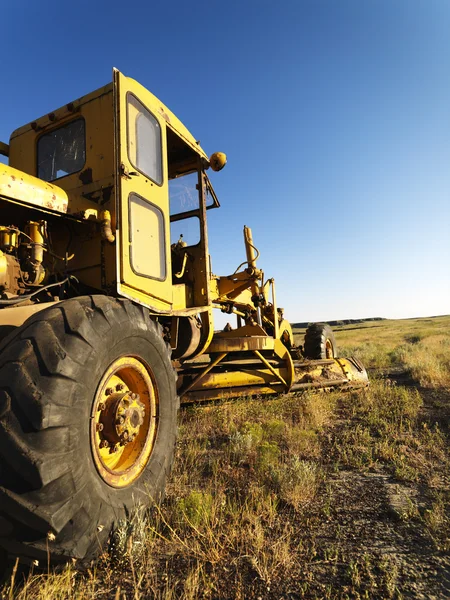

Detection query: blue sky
xmin=1 ymin=0 xmax=449 ymax=321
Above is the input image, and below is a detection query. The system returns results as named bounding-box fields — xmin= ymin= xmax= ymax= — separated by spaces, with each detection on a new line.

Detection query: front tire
xmin=0 ymin=296 xmax=178 ymax=564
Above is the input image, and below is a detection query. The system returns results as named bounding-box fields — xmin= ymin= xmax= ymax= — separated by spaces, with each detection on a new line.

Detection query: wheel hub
xmin=90 ymin=356 xmax=158 ymax=488
xmin=98 ymin=391 xmax=146 ymax=450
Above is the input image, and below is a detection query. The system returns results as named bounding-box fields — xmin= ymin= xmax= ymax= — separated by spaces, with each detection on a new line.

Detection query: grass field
xmin=2 ymin=315 xmax=450 ymax=599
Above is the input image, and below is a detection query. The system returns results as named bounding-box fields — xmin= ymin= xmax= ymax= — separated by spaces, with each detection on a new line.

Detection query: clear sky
xmin=1 ymin=0 xmax=449 ymax=322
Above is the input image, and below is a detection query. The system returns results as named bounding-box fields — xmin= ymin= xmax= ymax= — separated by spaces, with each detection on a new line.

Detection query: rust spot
xmin=52 ymin=194 xmax=56 ymax=201
xmin=79 ymin=168 xmax=93 ymax=185
xmin=11 ymin=176 xmax=16 ymax=181
xmin=157 ymin=106 xmax=171 ymax=122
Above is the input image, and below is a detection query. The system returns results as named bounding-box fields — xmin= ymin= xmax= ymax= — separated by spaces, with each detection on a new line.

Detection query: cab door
xmin=113 ymin=69 xmax=172 ymax=312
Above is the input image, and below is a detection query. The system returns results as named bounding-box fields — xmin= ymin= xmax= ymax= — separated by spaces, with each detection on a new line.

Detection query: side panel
xmin=114 ymin=70 xmax=173 ymax=312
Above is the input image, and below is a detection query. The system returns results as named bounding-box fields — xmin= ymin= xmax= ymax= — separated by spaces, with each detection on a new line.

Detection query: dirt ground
xmin=285 ymin=374 xmax=450 ymax=600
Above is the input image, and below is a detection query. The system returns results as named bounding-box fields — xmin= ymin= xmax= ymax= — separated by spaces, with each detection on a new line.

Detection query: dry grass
xmin=2 ymin=315 xmax=450 ymax=599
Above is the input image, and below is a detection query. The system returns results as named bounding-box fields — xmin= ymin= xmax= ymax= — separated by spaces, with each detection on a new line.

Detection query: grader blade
xmin=177 ymin=350 xmax=368 ymax=404
xmin=290 ymin=356 xmax=369 ymax=391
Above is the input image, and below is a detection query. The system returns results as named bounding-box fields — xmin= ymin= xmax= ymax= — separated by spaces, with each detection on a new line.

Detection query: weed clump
xmin=176 ymin=491 xmax=215 ymax=528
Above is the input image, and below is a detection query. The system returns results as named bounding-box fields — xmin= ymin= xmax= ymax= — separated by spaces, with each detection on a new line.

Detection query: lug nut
xmin=98 ymin=402 xmax=106 ymax=411
xmin=130 ymin=393 xmax=138 ymax=400
xmin=96 ymin=423 xmax=104 ymax=432
xmin=100 ymin=440 xmax=108 ymax=449
xmin=116 ymin=416 xmax=125 ymax=425
xmin=122 ymin=431 xmax=129 ymax=440
xmin=105 ymin=387 xmax=114 ymax=396
xmin=109 ymin=444 xmax=118 ymax=454
xmin=116 ymin=383 xmax=125 ymax=391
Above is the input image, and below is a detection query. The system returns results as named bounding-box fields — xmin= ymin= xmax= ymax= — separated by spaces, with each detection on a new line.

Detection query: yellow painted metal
xmin=172 ymin=283 xmax=194 ymax=310
xmin=253 ymin=350 xmax=287 ymax=387
xmin=179 ymin=335 xmax=296 ymax=403
xmin=0 ymin=164 xmax=68 ymax=213
xmin=208 ymin=335 xmax=275 ymax=353
xmin=6 ymin=83 xmax=116 ymax=294
xmin=0 ymin=68 xmax=369 ymax=395
xmin=24 ymin=221 xmax=46 ymax=284
xmin=244 ymin=226 xmax=258 ymax=270
xmin=209 ymin=152 xmax=227 ymax=171
xmin=335 ymin=357 xmax=368 ymax=383
xmin=181 ymin=366 xmax=290 ymax=394
xmin=0 ymin=252 xmax=7 ymax=286
xmin=214 ymin=323 xmax=267 ymax=339
xmin=273 ymin=338 xmax=295 ymax=388
xmin=122 ymin=81 xmax=208 ymax=163
xmin=0 ymin=227 xmax=18 ymax=250
xmin=180 ymin=352 xmax=227 ymax=395
xmin=91 ymin=356 xmax=158 ymax=488
xmin=114 ymin=69 xmax=173 ymax=313
xmin=100 ymin=210 xmax=115 ymax=243
xmin=278 ymin=319 xmax=294 ymax=347
xmin=325 ymin=339 xmax=334 ymax=359
xmin=9 ymin=84 xmax=115 ymax=217
xmin=197 ymin=309 xmax=216 ymax=355
xmin=182 ymin=383 xmax=285 ymax=403
xmin=0 ymin=302 xmax=60 ymax=327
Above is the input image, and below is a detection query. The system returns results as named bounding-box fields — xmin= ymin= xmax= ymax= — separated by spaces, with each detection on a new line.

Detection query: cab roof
xmin=10 ymin=70 xmax=210 ymax=166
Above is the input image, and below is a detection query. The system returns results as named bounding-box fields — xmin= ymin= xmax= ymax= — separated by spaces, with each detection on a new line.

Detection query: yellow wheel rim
xmin=278 ymin=319 xmax=294 ymax=349
xmin=90 ymin=356 xmax=159 ymax=488
xmin=325 ymin=339 xmax=334 ymax=359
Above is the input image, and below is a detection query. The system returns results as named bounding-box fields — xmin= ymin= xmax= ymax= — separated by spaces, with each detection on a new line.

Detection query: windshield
xmin=169 ymin=172 xmax=199 ymax=216
xmin=169 ymin=171 xmax=220 ymax=218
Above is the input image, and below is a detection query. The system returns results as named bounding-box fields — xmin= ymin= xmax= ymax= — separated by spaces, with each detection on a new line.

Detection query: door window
xmin=127 ymin=95 xmax=162 ymax=185
xmin=129 ymin=193 xmax=166 ymax=280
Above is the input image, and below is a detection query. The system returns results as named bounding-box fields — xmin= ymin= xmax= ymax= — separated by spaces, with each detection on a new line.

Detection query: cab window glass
xmin=127 ymin=95 xmax=162 ymax=185
xmin=37 ymin=119 xmax=85 ymax=181
xmin=169 ymin=172 xmax=199 ymax=216
xmin=170 ymin=216 xmax=200 ymax=247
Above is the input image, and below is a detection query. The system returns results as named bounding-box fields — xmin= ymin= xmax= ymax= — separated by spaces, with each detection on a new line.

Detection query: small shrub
xmin=256 ymin=441 xmax=280 ymax=472
xmin=405 ymin=334 xmax=423 ymax=344
xmin=286 ymin=426 xmax=320 ymax=458
xmin=228 ymin=421 xmax=263 ymax=464
xmin=276 ymin=457 xmax=321 ymax=510
xmin=262 ymin=419 xmax=285 ymax=441
xmin=176 ymin=491 xmax=214 ymax=528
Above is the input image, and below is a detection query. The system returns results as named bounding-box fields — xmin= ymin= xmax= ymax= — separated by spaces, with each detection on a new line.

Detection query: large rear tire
xmin=303 ymin=323 xmax=337 ymax=359
xmin=0 ymin=296 xmax=178 ymax=565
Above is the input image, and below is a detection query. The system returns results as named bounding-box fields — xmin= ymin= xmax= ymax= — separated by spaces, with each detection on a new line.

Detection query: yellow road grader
xmin=0 ymin=70 xmax=367 ymax=566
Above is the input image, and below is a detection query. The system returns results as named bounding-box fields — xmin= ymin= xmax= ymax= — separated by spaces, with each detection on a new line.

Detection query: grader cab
xmin=0 ymin=69 xmax=367 ymax=565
